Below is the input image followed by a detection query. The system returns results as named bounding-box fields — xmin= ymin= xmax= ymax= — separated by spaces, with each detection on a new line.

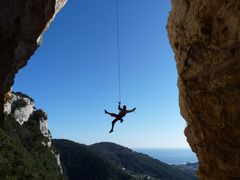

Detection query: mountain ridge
xmin=53 ymin=139 xmax=198 ymax=180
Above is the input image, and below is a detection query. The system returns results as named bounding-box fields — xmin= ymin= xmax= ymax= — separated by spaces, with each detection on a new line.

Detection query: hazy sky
xmin=14 ymin=0 xmax=190 ymax=148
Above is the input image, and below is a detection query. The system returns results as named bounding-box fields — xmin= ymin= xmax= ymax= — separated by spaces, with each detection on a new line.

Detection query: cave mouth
xmin=3 ymin=0 xmax=240 ymax=179
xmin=11 ymin=0 xmax=193 ymax=151
xmin=2 ymin=1 xmax=202 ymax=177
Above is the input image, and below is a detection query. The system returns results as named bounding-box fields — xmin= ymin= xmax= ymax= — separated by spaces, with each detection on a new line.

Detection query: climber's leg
xmin=104 ymin=110 xmax=117 ymax=117
xmin=109 ymin=119 xmax=118 ymax=133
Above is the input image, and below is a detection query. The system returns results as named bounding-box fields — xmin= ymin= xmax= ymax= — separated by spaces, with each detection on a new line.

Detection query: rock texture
xmin=4 ymin=92 xmax=62 ymax=172
xmin=4 ymin=92 xmax=52 ymax=146
xmin=0 ymin=0 xmax=67 ymax=126
xmin=168 ymin=0 xmax=240 ymax=179
xmin=5 ymin=93 xmax=34 ymax=125
xmin=1 ymin=100 xmax=63 ymax=179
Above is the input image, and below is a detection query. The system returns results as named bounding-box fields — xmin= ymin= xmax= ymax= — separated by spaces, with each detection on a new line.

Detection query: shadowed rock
xmin=0 ymin=0 xmax=67 ymax=126
xmin=168 ymin=0 xmax=240 ymax=179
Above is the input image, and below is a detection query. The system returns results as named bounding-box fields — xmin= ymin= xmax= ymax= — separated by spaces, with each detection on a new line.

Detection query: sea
xmin=133 ymin=148 xmax=198 ymax=165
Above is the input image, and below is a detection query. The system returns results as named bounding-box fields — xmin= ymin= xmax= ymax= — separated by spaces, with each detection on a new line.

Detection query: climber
xmin=105 ymin=102 xmax=136 ymax=133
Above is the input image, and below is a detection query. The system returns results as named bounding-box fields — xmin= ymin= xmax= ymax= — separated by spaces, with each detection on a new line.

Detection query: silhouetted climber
xmin=105 ymin=102 xmax=136 ymax=133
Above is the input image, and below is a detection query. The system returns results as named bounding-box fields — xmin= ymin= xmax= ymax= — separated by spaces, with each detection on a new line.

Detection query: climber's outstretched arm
xmin=127 ymin=108 xmax=136 ymax=113
xmin=118 ymin=101 xmax=122 ymax=111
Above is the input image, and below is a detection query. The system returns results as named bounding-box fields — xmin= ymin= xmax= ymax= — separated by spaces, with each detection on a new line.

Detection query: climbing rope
xmin=116 ymin=0 xmax=121 ymax=102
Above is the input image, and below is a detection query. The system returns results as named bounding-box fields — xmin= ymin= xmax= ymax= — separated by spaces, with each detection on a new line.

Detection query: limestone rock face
xmin=4 ymin=92 xmax=61 ymax=170
xmin=13 ymin=98 xmax=34 ymax=125
xmin=32 ymin=109 xmax=52 ymax=147
xmin=3 ymin=93 xmax=63 ymax=178
xmin=4 ymin=93 xmax=32 ymax=122
xmin=4 ymin=93 xmax=50 ymax=140
xmin=167 ymin=0 xmax=240 ymax=179
xmin=5 ymin=93 xmax=34 ymax=125
xmin=0 ymin=0 xmax=67 ymax=124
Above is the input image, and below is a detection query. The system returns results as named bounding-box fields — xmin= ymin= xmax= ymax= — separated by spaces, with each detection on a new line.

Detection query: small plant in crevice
xmin=15 ymin=98 xmax=28 ymax=108
xmin=31 ymin=109 xmax=47 ymax=121
xmin=14 ymin=91 xmax=34 ymax=103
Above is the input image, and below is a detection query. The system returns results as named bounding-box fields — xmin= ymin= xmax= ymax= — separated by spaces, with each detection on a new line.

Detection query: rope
xmin=116 ymin=0 xmax=121 ymax=102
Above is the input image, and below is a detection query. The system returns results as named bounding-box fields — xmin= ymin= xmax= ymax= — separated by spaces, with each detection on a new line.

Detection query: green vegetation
xmin=91 ymin=142 xmax=197 ymax=180
xmin=15 ymin=98 xmax=28 ymax=108
xmin=14 ymin=92 xmax=35 ymax=103
xmin=53 ymin=139 xmax=134 ymax=180
xmin=53 ymin=140 xmax=197 ymax=180
xmin=173 ymin=162 xmax=199 ymax=178
xmin=0 ymin=114 xmax=63 ymax=180
xmin=31 ymin=109 xmax=48 ymax=120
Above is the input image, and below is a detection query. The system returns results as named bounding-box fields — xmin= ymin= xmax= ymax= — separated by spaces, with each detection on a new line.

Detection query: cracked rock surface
xmin=168 ymin=0 xmax=240 ymax=179
xmin=0 ymin=0 xmax=67 ymax=125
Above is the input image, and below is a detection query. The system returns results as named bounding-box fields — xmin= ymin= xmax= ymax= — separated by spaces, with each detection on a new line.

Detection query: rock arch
xmin=0 ymin=0 xmax=239 ymax=179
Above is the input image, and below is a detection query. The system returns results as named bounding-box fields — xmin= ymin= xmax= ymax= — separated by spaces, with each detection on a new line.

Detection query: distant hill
xmin=90 ymin=142 xmax=197 ymax=180
xmin=53 ymin=139 xmax=133 ymax=180
xmin=175 ymin=162 xmax=199 ymax=171
xmin=173 ymin=162 xmax=199 ymax=178
xmin=53 ymin=140 xmax=198 ymax=180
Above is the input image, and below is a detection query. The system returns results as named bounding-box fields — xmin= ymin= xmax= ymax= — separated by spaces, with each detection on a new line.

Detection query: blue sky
xmin=14 ymin=0 xmax=189 ymax=148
